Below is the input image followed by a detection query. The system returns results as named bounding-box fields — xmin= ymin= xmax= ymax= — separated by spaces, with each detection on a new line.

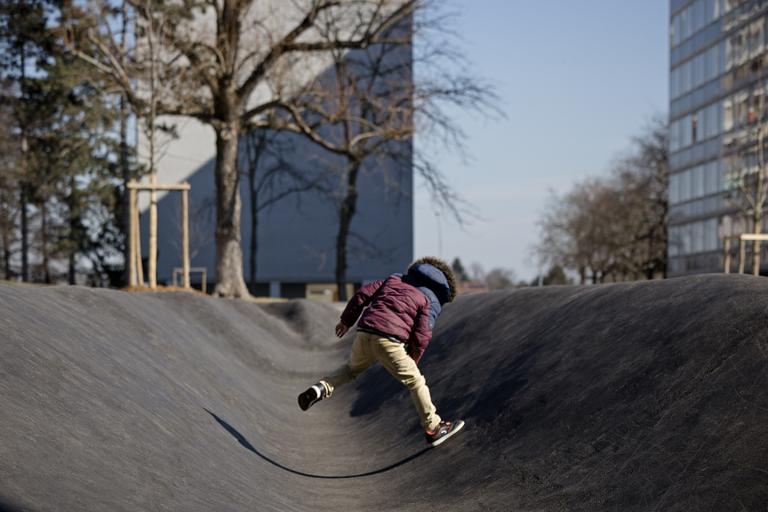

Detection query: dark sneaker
xmin=425 ymin=419 xmax=465 ymax=447
xmin=298 ymin=384 xmax=326 ymax=411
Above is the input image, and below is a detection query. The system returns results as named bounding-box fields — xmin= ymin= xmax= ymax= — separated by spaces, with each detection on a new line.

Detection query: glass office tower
xmin=668 ymin=0 xmax=768 ymax=275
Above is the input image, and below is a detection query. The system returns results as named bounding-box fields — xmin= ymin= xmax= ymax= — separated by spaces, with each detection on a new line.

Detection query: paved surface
xmin=1 ymin=275 xmax=767 ymax=511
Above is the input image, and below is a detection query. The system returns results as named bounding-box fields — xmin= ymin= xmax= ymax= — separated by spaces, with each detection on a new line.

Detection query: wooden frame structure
xmin=127 ymin=181 xmax=191 ymax=289
xmin=722 ymin=233 xmax=768 ymax=274
xmin=172 ymin=267 xmax=207 ymax=293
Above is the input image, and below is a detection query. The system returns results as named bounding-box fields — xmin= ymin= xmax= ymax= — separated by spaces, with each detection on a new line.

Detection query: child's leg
xmin=373 ymin=338 xmax=441 ymax=431
xmin=319 ymin=331 xmax=376 ymax=397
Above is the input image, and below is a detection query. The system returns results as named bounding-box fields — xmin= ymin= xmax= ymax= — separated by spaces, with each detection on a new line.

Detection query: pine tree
xmin=0 ymin=0 xmax=53 ymax=281
xmin=1 ymin=1 xmax=126 ymax=284
xmin=451 ymin=257 xmax=469 ymax=282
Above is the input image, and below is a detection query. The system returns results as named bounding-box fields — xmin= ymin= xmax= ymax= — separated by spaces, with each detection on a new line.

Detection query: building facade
xmin=668 ymin=0 xmax=768 ymax=275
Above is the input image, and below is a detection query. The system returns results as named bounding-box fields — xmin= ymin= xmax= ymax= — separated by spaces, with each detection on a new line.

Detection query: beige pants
xmin=320 ymin=331 xmax=441 ymax=431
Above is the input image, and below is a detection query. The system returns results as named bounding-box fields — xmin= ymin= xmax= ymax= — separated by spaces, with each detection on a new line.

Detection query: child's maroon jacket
xmin=339 ymin=275 xmax=432 ymax=363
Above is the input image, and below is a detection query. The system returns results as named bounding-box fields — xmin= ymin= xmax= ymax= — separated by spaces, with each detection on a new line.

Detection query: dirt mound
xmin=0 ymin=275 xmax=766 ymax=511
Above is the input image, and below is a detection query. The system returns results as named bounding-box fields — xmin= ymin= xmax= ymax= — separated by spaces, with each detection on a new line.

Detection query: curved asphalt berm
xmin=0 ymin=274 xmax=767 ymax=511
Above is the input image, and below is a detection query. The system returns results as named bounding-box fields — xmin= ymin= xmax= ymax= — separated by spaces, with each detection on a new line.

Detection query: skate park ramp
xmin=1 ymin=274 xmax=767 ymax=511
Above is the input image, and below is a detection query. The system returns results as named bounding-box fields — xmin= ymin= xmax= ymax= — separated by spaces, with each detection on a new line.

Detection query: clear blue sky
xmin=414 ymin=0 xmax=669 ymax=281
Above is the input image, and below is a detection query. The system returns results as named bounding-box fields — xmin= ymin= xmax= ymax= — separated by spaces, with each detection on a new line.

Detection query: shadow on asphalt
xmin=205 ymin=409 xmax=431 ymax=479
xmin=0 ymin=498 xmax=24 ymax=512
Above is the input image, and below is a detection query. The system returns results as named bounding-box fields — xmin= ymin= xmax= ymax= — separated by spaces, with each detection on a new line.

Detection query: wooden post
xmin=182 ymin=187 xmax=190 ymax=289
xmin=723 ymin=237 xmax=731 ymax=274
xmin=128 ymin=181 xmax=190 ymax=290
xmin=128 ymin=186 xmax=137 ymax=286
xmin=134 ymin=189 xmax=144 ymax=286
xmin=738 ymin=237 xmax=746 ymax=274
xmin=149 ymin=187 xmax=157 ymax=289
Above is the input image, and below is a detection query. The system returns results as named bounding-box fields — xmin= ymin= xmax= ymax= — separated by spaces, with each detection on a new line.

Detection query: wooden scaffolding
xmin=127 ymin=181 xmax=191 ymax=289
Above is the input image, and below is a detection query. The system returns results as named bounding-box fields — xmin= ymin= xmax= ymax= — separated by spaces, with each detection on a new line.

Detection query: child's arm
xmin=407 ymin=302 xmax=432 ymax=364
xmin=338 ymin=279 xmax=384 ymax=330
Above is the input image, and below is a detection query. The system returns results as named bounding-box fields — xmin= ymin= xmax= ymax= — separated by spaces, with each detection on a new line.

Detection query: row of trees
xmin=69 ymin=0 xmax=490 ymax=299
xmin=451 ymin=257 xmax=571 ymax=291
xmin=535 ymin=120 xmax=669 ymax=284
xmin=0 ymin=2 xmax=131 ymax=285
xmin=450 ymin=258 xmax=521 ymax=289
xmin=534 ymin=92 xmax=768 ymax=283
xmin=0 ymin=0 xmax=495 ymax=297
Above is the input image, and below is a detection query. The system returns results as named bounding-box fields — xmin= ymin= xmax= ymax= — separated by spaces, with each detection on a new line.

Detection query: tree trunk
xmin=20 ymin=184 xmax=29 ymax=282
xmin=0 ymin=191 xmax=11 ymax=280
xmin=213 ymin=120 xmax=250 ymax=298
xmin=646 ymin=233 xmax=655 ymax=280
xmin=68 ymin=176 xmax=78 ymax=285
xmin=119 ymin=1 xmax=130 ymax=286
xmin=147 ymin=4 xmax=158 ymax=289
xmin=19 ymin=45 xmax=29 ymax=282
xmin=753 ymin=212 xmax=761 ymax=276
xmin=249 ymin=178 xmax=258 ymax=292
xmin=68 ymin=252 xmax=76 ymax=285
xmin=120 ymin=92 xmax=130 ymax=286
xmin=1 ymin=210 xmax=11 ymax=280
xmin=148 ymin=188 xmax=157 ymax=288
xmin=335 ymin=161 xmax=362 ymax=302
xmin=40 ymin=200 xmax=51 ymax=284
xmin=2 ymin=232 xmax=11 ymax=280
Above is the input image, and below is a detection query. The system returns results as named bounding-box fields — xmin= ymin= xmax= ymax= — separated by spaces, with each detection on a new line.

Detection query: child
xmin=298 ymin=257 xmax=464 ymax=447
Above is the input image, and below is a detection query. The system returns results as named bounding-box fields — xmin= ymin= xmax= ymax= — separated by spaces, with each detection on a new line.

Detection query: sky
xmin=413 ymin=0 xmax=670 ymax=281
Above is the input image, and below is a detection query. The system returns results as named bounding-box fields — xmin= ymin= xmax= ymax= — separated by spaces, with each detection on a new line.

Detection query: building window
xmin=726 ymin=19 xmax=765 ymax=71
xmin=704 ymin=160 xmax=722 ymax=195
xmin=670 ymin=173 xmax=680 ymax=203
xmin=694 ymin=165 xmax=706 ymax=197
xmin=705 ymin=218 xmax=719 ymax=251
xmin=681 ymin=168 xmax=692 ymax=201
xmin=684 ymin=114 xmax=694 ymax=147
xmin=692 ymin=113 xmax=698 ymax=144
xmin=671 ymin=219 xmax=721 ymax=256
xmin=747 ymin=17 xmax=765 ymax=60
xmin=723 ymin=98 xmax=734 ymax=131
xmin=671 ymin=0 xmax=724 ymax=49
xmin=670 ymin=42 xmax=724 ymax=101
xmin=734 ymin=90 xmax=749 ymax=128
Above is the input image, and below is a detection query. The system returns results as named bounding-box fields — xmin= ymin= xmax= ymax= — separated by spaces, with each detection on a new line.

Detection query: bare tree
xmin=62 ymin=0 xmax=417 ymax=297
xmin=537 ymin=180 xmax=615 ymax=284
xmin=535 ymin=121 xmax=669 ymax=283
xmin=261 ymin=5 xmax=497 ymax=299
xmin=485 ymin=267 xmax=515 ymax=290
xmin=627 ymin=118 xmax=669 ymax=278
xmin=117 ymin=0 xmax=133 ymax=285
xmin=469 ymin=262 xmax=485 ymax=281
xmin=242 ymin=127 xmax=326 ymax=291
xmin=724 ymin=66 xmax=768 ymax=275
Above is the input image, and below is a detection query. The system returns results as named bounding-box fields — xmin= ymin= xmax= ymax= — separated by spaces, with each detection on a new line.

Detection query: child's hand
xmin=335 ymin=322 xmax=349 ymax=338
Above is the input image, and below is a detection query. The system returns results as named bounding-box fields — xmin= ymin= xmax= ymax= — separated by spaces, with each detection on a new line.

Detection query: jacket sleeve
xmin=339 ymin=279 xmax=384 ymax=326
xmin=407 ymin=301 xmax=433 ymax=364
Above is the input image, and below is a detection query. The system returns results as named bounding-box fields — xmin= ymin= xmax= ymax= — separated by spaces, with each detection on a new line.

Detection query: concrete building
xmin=668 ymin=0 xmax=768 ymax=275
xmin=138 ymin=14 xmax=414 ymax=298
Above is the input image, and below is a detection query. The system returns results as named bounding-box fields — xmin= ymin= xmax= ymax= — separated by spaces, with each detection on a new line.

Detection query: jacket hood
xmin=403 ymin=259 xmax=455 ymax=305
